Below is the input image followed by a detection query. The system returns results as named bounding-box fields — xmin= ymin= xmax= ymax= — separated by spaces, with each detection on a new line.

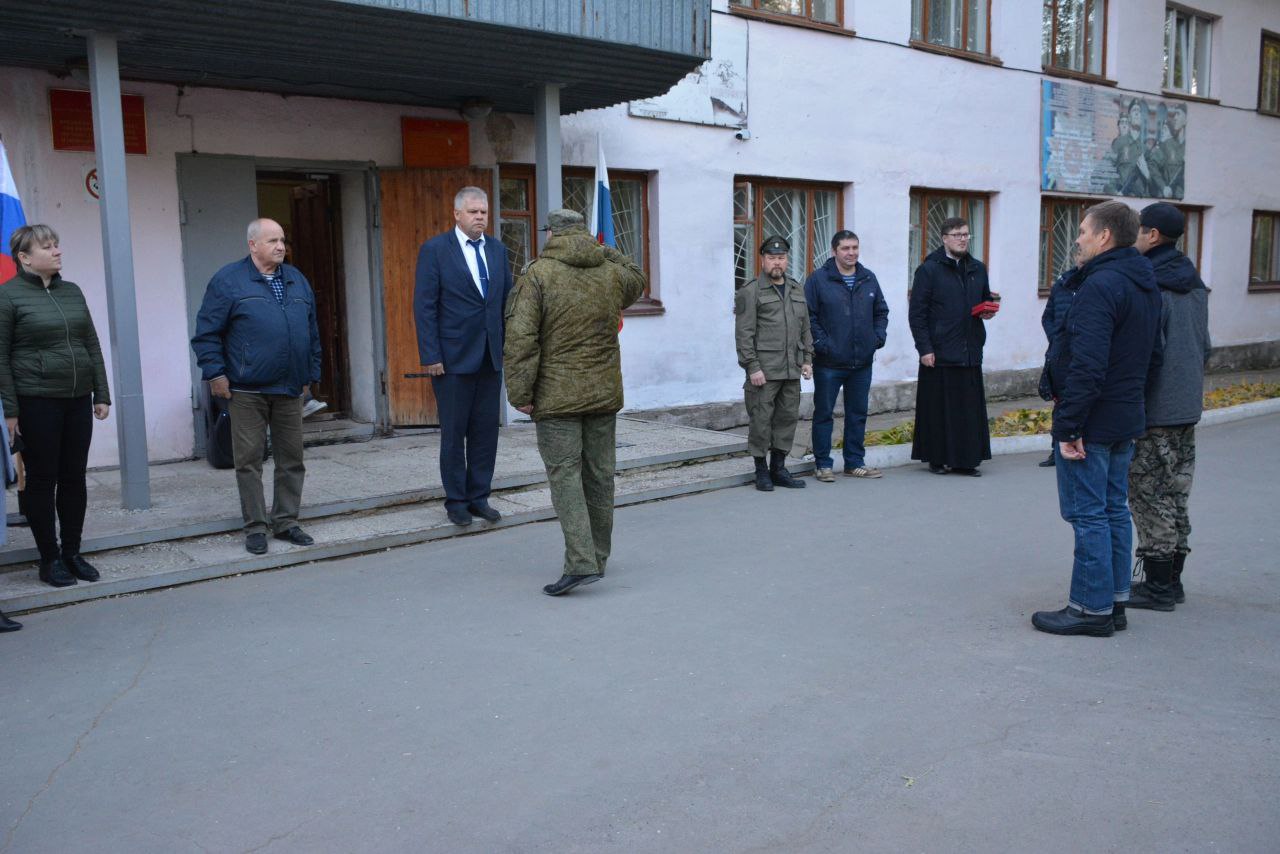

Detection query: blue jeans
xmin=1055 ymin=439 xmax=1134 ymax=614
xmin=812 ymin=364 xmax=873 ymax=470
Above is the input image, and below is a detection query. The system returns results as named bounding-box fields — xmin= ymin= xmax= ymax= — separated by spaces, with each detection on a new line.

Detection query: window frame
xmin=1037 ymin=196 xmax=1093 ymax=297
xmin=909 ymin=187 xmax=993 ymax=290
xmin=911 ymin=0 xmax=996 ymax=62
xmin=733 ymin=176 xmax=844 ymax=291
xmin=1164 ymin=4 xmax=1214 ymax=99
xmin=727 ymin=0 xmax=848 ymax=34
xmin=498 ymin=163 xmax=661 ymax=314
xmin=1175 ymin=204 xmax=1205 ymax=272
xmin=1042 ymin=0 xmax=1111 ymax=83
xmin=1249 ymin=209 xmax=1280 ymax=292
xmin=1259 ymin=30 xmax=1280 ymax=117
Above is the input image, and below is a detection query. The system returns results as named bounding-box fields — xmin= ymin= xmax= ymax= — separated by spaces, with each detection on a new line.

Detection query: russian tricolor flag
xmin=590 ymin=136 xmax=624 ymax=330
xmin=589 ymin=135 xmax=615 ymax=248
xmin=1 ymin=136 xmax=27 ymax=282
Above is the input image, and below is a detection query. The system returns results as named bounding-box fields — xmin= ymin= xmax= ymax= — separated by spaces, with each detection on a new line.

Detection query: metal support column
xmin=533 ymin=83 xmax=563 ymax=251
xmin=86 ymin=32 xmax=151 ymax=509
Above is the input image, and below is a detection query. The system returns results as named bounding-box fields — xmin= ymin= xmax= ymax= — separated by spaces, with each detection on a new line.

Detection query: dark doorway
xmin=256 ymin=172 xmax=349 ymax=415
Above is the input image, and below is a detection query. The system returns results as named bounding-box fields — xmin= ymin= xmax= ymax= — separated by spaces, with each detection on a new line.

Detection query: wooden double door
xmin=379 ymin=167 xmax=494 ymax=426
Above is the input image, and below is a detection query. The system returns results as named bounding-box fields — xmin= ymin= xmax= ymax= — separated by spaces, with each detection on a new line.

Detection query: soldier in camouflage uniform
xmin=1128 ymin=203 xmax=1210 ymax=611
xmin=504 ymin=209 xmax=646 ymax=596
xmin=734 ymin=236 xmax=813 ymax=491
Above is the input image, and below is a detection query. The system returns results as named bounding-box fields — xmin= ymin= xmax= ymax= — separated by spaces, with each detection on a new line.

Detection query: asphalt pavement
xmin=2 ymin=414 xmax=1277 ymax=853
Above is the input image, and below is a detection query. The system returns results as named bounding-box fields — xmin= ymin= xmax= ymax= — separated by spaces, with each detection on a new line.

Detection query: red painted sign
xmin=49 ymin=89 xmax=148 ymax=155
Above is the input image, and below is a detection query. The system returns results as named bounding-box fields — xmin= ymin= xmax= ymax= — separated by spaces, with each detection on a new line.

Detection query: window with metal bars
xmin=1042 ymin=0 xmax=1106 ymax=78
xmin=909 ymin=189 xmax=990 ymax=288
xmin=498 ymin=164 xmax=657 ymax=309
xmin=911 ymin=0 xmax=990 ymax=55
xmin=733 ymin=178 xmax=842 ymax=291
xmin=1037 ymin=199 xmax=1204 ymax=297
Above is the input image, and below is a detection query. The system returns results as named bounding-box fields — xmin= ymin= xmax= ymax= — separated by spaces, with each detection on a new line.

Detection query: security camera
xmin=734 ymin=129 xmax=751 ymax=141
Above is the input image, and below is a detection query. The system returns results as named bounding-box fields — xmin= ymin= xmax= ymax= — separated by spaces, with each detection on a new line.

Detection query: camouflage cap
xmin=541 ymin=208 xmax=586 ymax=235
xmin=760 ymin=235 xmax=790 ymax=255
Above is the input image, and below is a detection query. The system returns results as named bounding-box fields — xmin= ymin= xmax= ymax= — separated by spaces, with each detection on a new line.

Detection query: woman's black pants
xmin=17 ymin=395 xmax=93 ymax=562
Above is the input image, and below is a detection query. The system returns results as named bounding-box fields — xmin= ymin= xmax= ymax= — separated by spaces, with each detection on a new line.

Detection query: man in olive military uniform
xmin=505 ymin=209 xmax=647 ymax=596
xmin=734 ymin=236 xmax=813 ymax=491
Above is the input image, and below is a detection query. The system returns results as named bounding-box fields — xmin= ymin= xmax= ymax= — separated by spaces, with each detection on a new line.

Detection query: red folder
xmin=970 ymin=300 xmax=1001 ymax=317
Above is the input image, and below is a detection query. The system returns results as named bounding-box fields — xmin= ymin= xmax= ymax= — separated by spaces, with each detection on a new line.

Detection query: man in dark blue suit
xmin=414 ymin=186 xmax=514 ymax=526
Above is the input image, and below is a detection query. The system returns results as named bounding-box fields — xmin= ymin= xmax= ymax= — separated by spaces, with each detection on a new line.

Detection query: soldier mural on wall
xmin=1041 ymin=81 xmax=1186 ymax=200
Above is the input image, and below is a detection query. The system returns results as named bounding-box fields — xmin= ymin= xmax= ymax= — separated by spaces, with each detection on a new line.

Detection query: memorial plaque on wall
xmin=49 ymin=89 xmax=148 ymax=155
xmin=1041 ymin=81 xmax=1186 ymax=199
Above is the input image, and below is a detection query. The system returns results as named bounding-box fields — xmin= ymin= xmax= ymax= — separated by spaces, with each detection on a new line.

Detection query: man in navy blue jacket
xmin=192 ymin=218 xmax=322 ymax=555
xmin=414 ymin=187 xmax=514 ymax=527
xmin=1033 ymin=201 xmax=1161 ymax=637
xmin=804 ymin=230 xmax=889 ymax=481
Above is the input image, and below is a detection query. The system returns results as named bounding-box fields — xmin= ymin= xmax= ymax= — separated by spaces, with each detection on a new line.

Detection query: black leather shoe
xmin=63 ymin=554 xmax=100 ymax=582
xmin=273 ymin=526 xmax=315 ymax=546
xmin=0 ymin=610 xmax=22 ymax=632
xmin=952 ymin=467 xmax=982 ymax=477
xmin=447 ymin=507 xmax=473 ymax=526
xmin=1038 ymin=453 xmax=1056 ymax=467
xmin=245 ymin=533 xmax=268 ymax=555
xmin=38 ymin=558 xmax=77 ymax=588
xmin=1031 ymin=606 xmax=1114 ymax=637
xmin=928 ymin=463 xmax=947 ymax=475
xmin=1112 ymin=603 xmax=1127 ymax=631
xmin=542 ymin=573 xmax=601 ymax=596
xmin=468 ymin=502 xmax=501 ymax=523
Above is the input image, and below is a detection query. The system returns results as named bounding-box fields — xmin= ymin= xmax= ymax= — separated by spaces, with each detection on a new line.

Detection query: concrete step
xmin=0 ymin=454 xmax=762 ymax=614
xmin=0 ymin=422 xmax=746 ymax=568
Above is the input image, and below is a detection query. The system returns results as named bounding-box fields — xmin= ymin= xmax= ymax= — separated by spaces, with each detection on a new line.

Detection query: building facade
xmin=1 ymin=0 xmax=1277 ymax=469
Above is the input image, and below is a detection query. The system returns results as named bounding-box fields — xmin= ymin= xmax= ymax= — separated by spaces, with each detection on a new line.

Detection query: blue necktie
xmin=467 ymin=239 xmax=489 ymax=297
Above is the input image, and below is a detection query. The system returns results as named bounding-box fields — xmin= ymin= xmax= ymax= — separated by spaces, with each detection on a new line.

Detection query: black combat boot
xmin=769 ymin=450 xmax=805 ymax=488
xmin=1128 ymin=555 xmax=1176 ymax=611
xmin=753 ymin=457 xmax=774 ymax=492
xmin=1112 ymin=603 xmax=1127 ymax=631
xmin=1172 ymin=552 xmax=1187 ymax=604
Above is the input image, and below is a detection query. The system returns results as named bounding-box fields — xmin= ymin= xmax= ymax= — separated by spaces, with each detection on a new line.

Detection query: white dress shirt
xmin=454 ymin=227 xmax=487 ymax=296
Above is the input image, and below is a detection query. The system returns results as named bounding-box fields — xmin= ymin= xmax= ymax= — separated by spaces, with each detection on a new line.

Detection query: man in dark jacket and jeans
xmin=1127 ymin=203 xmax=1211 ymax=611
xmin=805 ymin=231 xmax=888 ymax=482
xmin=1033 ymin=200 xmax=1161 ymax=637
xmin=192 ymin=218 xmax=322 ymax=555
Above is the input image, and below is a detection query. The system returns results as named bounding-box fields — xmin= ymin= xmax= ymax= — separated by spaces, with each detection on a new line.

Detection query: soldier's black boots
xmin=1172 ymin=552 xmax=1187 ymax=604
xmin=769 ymin=450 xmax=805 ymax=488
xmin=1128 ymin=555 xmax=1177 ymax=611
xmin=0 ymin=610 xmax=21 ymax=632
xmin=753 ymin=457 xmax=774 ymax=492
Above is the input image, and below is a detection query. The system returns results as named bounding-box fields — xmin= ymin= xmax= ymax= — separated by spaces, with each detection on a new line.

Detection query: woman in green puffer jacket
xmin=1 ymin=224 xmax=111 ymax=588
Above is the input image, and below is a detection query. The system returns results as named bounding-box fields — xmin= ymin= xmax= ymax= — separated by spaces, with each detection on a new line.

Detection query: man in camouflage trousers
xmin=734 ymin=236 xmax=813 ymax=491
xmin=1128 ymin=203 xmax=1211 ymax=611
xmin=504 ymin=209 xmax=646 ymax=597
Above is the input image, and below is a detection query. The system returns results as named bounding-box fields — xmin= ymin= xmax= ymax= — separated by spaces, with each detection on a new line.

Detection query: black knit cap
xmin=1139 ymin=202 xmax=1185 ymax=239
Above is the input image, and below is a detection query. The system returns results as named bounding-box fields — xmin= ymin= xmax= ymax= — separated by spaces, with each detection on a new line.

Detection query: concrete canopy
xmin=0 ymin=0 xmax=711 ymax=114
